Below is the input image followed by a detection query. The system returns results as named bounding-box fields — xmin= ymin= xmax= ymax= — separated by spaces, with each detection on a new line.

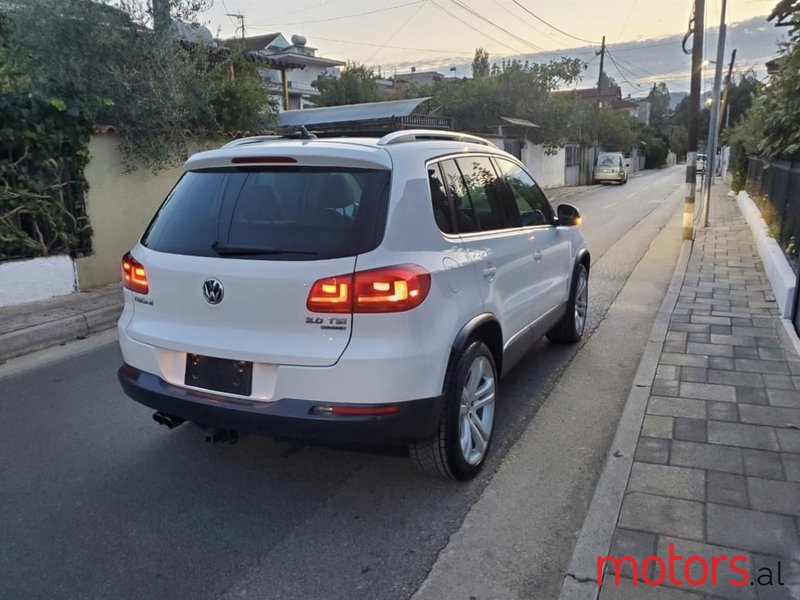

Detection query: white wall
xmin=485 ymin=137 xmax=566 ymax=189
xmin=0 ymin=255 xmax=76 ymax=308
xmin=522 ymin=144 xmax=566 ymax=189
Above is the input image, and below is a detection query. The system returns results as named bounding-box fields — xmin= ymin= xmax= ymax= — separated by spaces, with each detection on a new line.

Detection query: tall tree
xmin=720 ymin=70 xmax=761 ymax=133
xmin=647 ymin=82 xmax=671 ymax=130
xmin=472 ymin=48 xmax=490 ymax=79
xmin=312 ymin=62 xmax=379 ymax=107
xmin=432 ymin=57 xmax=585 ymax=147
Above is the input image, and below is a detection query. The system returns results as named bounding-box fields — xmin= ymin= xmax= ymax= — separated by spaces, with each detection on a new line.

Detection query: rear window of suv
xmin=141 ymin=167 xmax=390 ymax=260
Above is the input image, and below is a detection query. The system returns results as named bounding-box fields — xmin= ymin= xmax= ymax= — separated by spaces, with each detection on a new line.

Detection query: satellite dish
xmin=169 ymin=20 xmax=213 ymax=46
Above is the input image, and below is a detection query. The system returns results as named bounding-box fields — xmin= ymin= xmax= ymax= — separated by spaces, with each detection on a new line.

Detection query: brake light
xmin=121 ymin=252 xmax=149 ymax=294
xmin=231 ymin=156 xmax=297 ymax=164
xmin=306 ymin=265 xmax=431 ymax=313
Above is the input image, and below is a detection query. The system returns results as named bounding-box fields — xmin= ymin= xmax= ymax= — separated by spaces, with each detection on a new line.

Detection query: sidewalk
xmin=563 ymin=183 xmax=800 ymax=599
xmin=0 ymin=284 xmax=122 ymax=364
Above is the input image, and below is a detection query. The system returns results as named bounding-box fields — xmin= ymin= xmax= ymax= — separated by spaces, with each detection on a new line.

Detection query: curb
xmin=558 ymin=237 xmax=693 ymax=600
xmin=0 ymin=302 xmax=122 ymax=364
xmin=547 ymin=184 xmax=603 ymax=203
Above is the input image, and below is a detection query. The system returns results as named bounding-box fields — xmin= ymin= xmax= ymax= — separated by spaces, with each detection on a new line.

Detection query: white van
xmin=593 ymin=152 xmax=628 ymax=185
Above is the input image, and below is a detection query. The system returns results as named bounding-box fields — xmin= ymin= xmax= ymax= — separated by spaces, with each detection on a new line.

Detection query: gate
xmin=564 ymin=144 xmax=580 ymax=186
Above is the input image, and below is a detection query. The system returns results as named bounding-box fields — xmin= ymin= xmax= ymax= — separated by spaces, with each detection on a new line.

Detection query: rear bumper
xmin=593 ymin=172 xmax=625 ymax=182
xmin=118 ymin=365 xmax=444 ymax=444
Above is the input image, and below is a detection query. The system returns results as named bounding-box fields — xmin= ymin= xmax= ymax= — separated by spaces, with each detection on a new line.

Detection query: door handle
xmin=533 ymin=250 xmax=543 ymax=262
xmin=483 ymin=266 xmax=497 ymax=280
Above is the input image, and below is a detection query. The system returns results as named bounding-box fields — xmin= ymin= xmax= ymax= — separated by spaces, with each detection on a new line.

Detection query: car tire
xmin=409 ymin=340 xmax=497 ymax=481
xmin=547 ymin=263 xmax=589 ymax=344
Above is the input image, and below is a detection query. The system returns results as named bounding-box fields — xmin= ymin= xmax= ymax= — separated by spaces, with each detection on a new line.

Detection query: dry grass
xmin=746 ymin=185 xmax=782 ymax=239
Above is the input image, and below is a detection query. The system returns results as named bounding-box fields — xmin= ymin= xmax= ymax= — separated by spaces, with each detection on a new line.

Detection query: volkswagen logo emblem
xmin=203 ymin=278 xmax=224 ymax=305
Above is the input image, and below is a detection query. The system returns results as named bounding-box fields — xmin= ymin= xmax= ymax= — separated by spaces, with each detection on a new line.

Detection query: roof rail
xmin=220 ymin=135 xmax=282 ymax=149
xmin=376 ymin=129 xmax=492 ymax=147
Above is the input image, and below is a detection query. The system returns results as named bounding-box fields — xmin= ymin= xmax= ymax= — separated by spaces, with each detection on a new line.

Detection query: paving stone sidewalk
xmin=601 ymin=190 xmax=800 ymax=599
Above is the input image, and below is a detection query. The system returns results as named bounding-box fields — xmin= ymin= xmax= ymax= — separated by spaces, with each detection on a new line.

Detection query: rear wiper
xmin=211 ymin=242 xmax=317 ymax=256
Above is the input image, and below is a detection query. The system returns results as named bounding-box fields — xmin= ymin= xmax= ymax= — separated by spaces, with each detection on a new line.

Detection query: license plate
xmin=603 ymin=168 xmax=613 ymax=173
xmin=185 ymin=354 xmax=253 ymax=396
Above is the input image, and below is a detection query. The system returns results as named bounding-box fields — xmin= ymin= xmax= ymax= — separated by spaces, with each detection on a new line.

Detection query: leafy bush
xmin=1 ymin=0 xmax=275 ymax=260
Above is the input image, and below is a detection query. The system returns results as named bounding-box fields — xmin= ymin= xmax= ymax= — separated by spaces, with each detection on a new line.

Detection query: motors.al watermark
xmin=598 ymin=543 xmax=787 ymax=588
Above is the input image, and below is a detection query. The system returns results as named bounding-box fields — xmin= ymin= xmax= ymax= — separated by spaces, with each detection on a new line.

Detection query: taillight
xmin=121 ymin=252 xmax=149 ymax=294
xmin=307 ymin=275 xmax=352 ymax=313
xmin=306 ymin=264 xmax=431 ymax=313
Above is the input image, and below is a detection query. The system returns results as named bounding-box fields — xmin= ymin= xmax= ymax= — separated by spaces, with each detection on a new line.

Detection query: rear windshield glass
xmin=141 ymin=167 xmax=390 ymax=260
xmin=597 ymin=154 xmax=621 ymax=167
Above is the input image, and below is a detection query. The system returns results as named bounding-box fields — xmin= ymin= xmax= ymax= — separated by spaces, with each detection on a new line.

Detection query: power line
xmin=616 ymin=0 xmax=638 ymax=42
xmin=429 ymin=0 xmax=525 ymax=53
xmin=366 ymin=0 xmax=428 ymax=62
xmin=247 ymin=0 xmax=426 ymax=27
xmin=309 ymin=35 xmax=475 ymax=55
xmin=487 ymin=0 xmax=565 ymax=48
xmin=605 ymin=49 xmax=645 ymax=90
xmin=220 ymin=0 xmax=239 ymax=28
xmin=445 ymin=0 xmax=546 ymax=53
xmin=610 ymin=40 xmax=683 ymax=52
xmin=611 ymin=53 xmax=692 ymax=93
xmin=510 ymin=0 xmax=600 ymax=45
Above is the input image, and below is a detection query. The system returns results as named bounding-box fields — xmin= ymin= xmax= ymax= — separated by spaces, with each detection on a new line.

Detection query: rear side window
xmin=141 ymin=167 xmax=390 ymax=260
xmin=428 ymin=165 xmax=456 ymax=234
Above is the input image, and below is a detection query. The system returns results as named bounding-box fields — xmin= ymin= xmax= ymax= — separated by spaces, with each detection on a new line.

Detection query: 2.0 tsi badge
xmin=203 ymin=278 xmax=224 ymax=305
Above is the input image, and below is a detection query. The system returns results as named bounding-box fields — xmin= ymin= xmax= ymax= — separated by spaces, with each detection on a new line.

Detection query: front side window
xmin=495 ymin=158 xmax=553 ymax=227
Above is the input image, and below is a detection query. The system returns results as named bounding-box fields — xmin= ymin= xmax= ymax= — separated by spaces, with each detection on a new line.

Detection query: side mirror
xmin=557 ymin=204 xmax=582 ymax=227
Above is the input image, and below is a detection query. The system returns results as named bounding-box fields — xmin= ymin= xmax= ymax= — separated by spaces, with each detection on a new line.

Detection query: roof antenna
xmin=299 ymin=126 xmax=317 ymax=139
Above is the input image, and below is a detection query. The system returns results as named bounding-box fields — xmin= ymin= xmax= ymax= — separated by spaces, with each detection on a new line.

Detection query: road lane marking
xmin=626 ymin=192 xmax=636 ymax=199
xmin=649 ymin=200 xmax=663 ymax=203
xmin=603 ymin=202 xmax=618 ymax=209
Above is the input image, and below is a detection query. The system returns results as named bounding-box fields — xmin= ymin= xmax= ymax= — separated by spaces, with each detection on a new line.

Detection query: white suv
xmin=117 ymin=130 xmax=590 ymax=480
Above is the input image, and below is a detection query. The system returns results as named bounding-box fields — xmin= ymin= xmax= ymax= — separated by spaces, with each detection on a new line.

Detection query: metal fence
xmin=746 ymin=157 xmax=800 ymax=272
xmin=746 ymin=157 xmax=800 ymax=334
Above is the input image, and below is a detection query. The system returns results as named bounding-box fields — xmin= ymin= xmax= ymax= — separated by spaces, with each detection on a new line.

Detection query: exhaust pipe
xmin=152 ymin=412 xmax=185 ymax=429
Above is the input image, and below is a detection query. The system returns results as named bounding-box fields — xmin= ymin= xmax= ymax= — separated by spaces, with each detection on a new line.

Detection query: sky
xmin=201 ymin=0 xmax=786 ymax=94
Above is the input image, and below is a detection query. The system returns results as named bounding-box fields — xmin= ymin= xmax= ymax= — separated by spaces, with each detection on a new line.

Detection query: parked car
xmin=117 ymin=129 xmax=590 ymax=480
xmin=593 ymin=152 xmax=628 ymax=184
xmin=696 ymin=153 xmax=707 ymax=173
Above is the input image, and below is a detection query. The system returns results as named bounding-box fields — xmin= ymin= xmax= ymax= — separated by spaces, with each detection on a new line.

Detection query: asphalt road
xmin=0 ymin=167 xmax=685 ymax=600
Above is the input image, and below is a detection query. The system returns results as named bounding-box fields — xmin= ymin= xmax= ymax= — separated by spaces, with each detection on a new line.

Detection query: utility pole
xmin=226 ymin=13 xmax=245 ymax=42
xmin=683 ymin=0 xmax=705 ymax=240
xmin=595 ymin=35 xmax=606 ymax=145
xmin=702 ymin=0 xmax=727 ymax=227
xmin=718 ymin=49 xmax=737 ymax=135
xmin=153 ymin=0 xmax=170 ymax=35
